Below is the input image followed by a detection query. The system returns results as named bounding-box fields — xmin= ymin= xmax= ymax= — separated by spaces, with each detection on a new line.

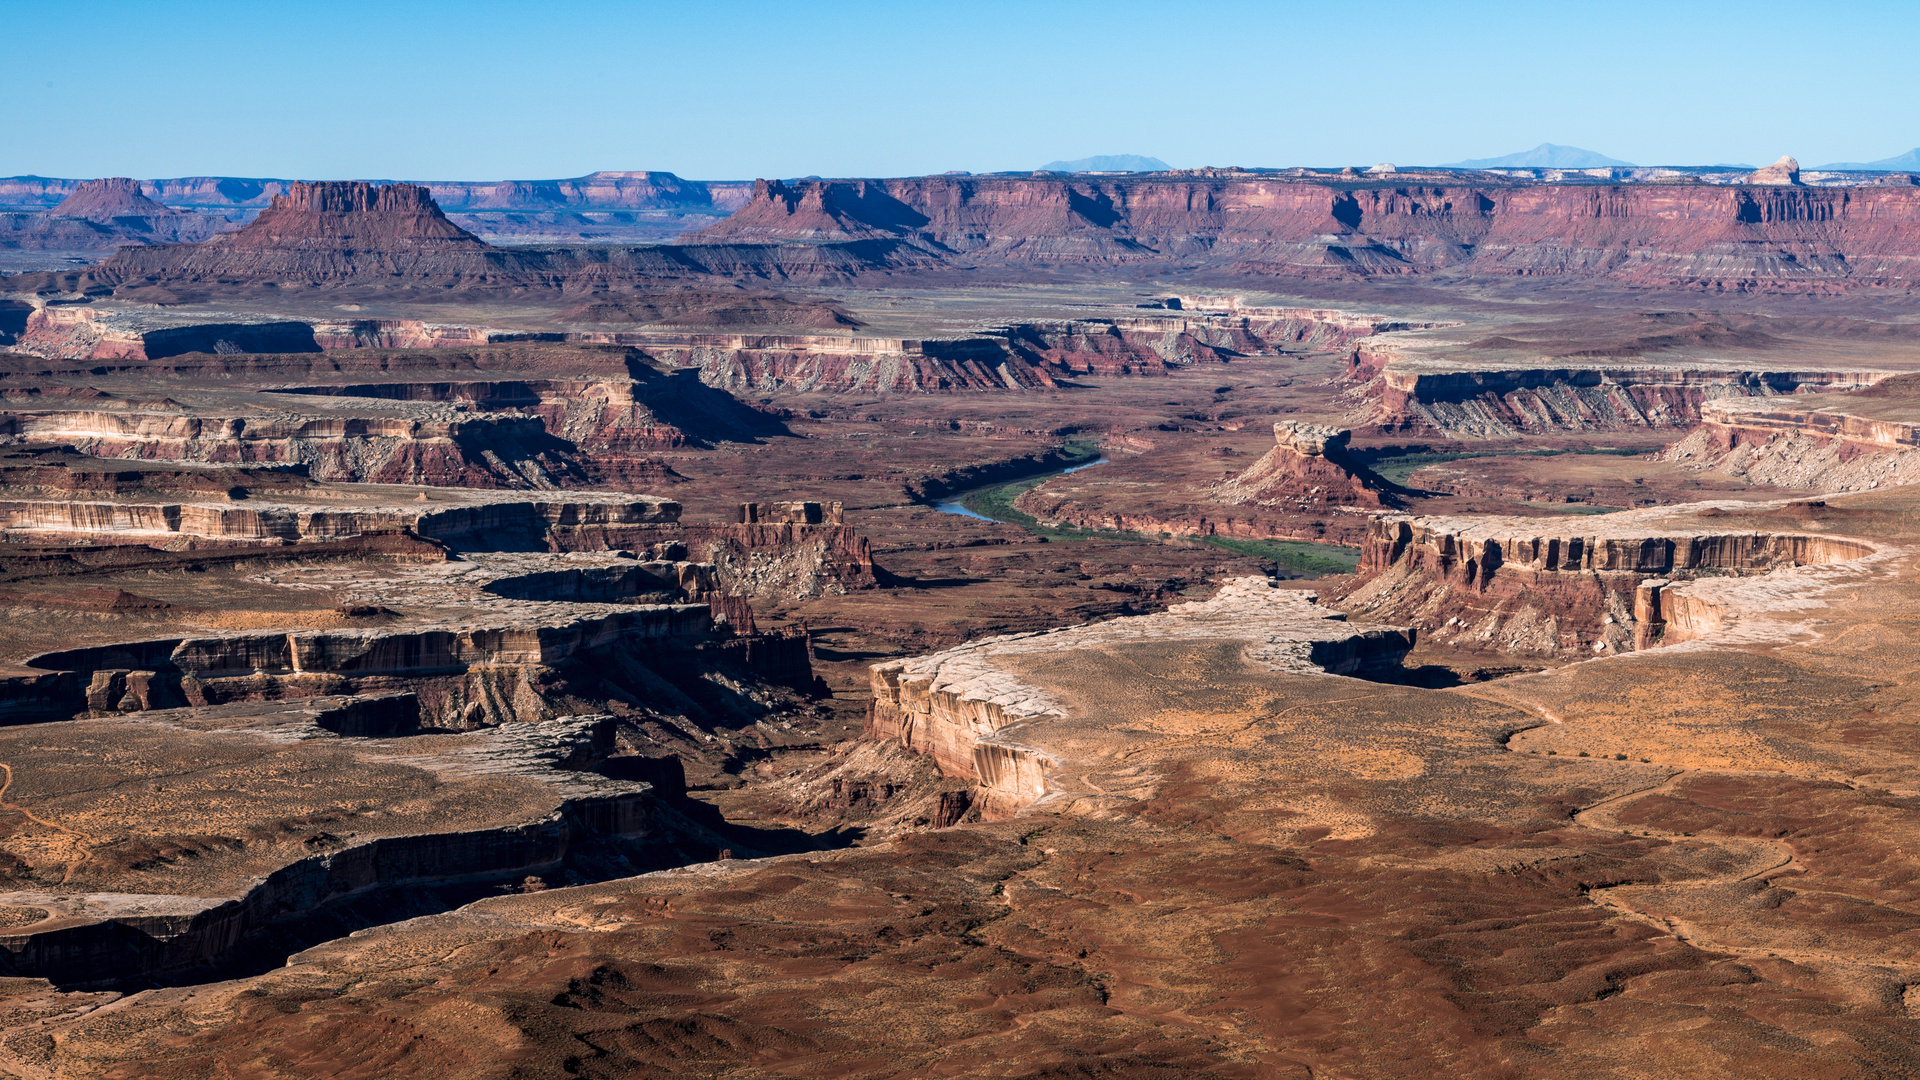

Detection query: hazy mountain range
xmin=1815 ymin=148 xmax=1920 ymax=170
xmin=1443 ymin=143 xmax=1633 ymax=169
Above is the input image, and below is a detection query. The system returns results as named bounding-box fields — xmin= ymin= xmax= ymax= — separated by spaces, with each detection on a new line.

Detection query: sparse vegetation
xmin=956 ymin=477 xmax=1362 ymax=576
xmin=1364 ymin=446 xmax=1648 ymax=487
xmin=1198 ymin=535 xmax=1362 ymax=574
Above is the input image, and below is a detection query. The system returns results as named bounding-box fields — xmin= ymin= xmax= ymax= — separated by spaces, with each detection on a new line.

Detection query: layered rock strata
xmin=0 ymin=491 xmax=677 ymax=544
xmin=1209 ymin=421 xmax=1389 ymax=511
xmin=2 ymin=536 xmax=812 ymax=727
xmin=869 ymin=579 xmax=1412 ymax=818
xmin=0 ymin=405 xmax=586 ymax=487
xmin=16 ymin=173 xmax=1920 ymax=291
xmin=1662 ymin=379 xmax=1920 ymax=491
xmin=0 ymin=703 xmax=672 ymax=986
xmin=10 ymin=301 xmax=1420 ymax=394
xmin=1333 ymin=506 xmax=1879 ymax=658
xmin=1371 ymin=357 xmax=1895 ymax=438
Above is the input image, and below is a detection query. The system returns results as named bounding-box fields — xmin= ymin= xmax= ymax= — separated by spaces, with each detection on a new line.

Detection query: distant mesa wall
xmin=14 ymin=173 xmax=1920 ymax=289
xmin=0 ymin=178 xmax=228 ymax=252
xmin=687 ymin=174 xmax=1920 ymax=289
xmin=0 ymin=172 xmax=753 ymax=214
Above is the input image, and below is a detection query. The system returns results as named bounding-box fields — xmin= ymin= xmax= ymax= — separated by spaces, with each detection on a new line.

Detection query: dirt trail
xmin=0 ymin=763 xmax=97 ymax=886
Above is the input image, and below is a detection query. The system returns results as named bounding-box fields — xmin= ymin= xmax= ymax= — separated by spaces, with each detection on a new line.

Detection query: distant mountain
xmin=1039 ymin=155 xmax=1169 ymax=173
xmin=1815 ymin=148 xmax=1920 ymax=171
xmin=1443 ymin=143 xmax=1633 ymax=169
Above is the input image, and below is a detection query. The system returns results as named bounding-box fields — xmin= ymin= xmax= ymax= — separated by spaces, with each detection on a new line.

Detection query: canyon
xmin=0 ymin=167 xmax=1917 ymax=1077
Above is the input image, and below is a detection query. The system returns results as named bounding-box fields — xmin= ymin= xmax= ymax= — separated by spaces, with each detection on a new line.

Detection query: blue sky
xmin=2 ymin=0 xmax=1915 ymax=180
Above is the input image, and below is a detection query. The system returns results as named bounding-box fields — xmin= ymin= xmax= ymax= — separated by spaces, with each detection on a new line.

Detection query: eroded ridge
xmin=870 ymin=579 xmax=1413 ymax=818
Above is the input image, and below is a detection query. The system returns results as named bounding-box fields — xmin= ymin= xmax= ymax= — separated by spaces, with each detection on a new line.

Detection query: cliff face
xmin=421 ymin=171 xmax=753 ymax=213
xmin=1332 ymin=511 xmax=1878 ymax=659
xmin=16 ymin=173 xmax=1920 ymax=290
xmin=689 ymin=176 xmax=1920 ymax=288
xmin=1661 ymin=374 xmax=1920 ymax=491
xmin=1210 ymin=421 xmax=1388 ymax=512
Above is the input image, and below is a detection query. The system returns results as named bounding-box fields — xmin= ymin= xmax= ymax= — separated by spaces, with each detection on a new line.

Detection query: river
xmin=933 ymin=457 xmax=1108 ymax=522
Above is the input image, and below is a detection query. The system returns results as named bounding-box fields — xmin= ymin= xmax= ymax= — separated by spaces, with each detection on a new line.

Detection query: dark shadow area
xmin=1330 ymin=193 xmax=1363 ymax=229
xmin=626 ymin=357 xmax=792 ymax=445
xmin=1364 ymin=664 xmax=1466 ymax=689
xmin=143 ymin=321 xmax=321 ymax=359
xmin=821 ymin=181 xmax=932 ymax=233
xmin=1068 ymin=187 xmax=1122 ymax=228
xmin=872 ymin=568 xmax=983 ymax=589
xmin=0 ymin=300 xmax=30 ymax=345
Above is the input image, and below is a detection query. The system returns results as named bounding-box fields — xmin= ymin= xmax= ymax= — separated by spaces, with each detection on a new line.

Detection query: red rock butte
xmin=213 ymin=180 xmax=485 ymax=250
xmin=48 ymin=177 xmax=180 ymax=223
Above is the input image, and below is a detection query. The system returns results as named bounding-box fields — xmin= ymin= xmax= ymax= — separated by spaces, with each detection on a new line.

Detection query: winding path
xmin=0 ymin=763 xmax=97 ymax=886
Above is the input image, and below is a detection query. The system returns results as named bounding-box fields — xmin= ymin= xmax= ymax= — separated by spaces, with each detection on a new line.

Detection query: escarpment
xmin=1371 ymin=360 xmax=1894 ymax=438
xmin=869 ymin=579 xmax=1412 ymax=818
xmin=1662 ymin=373 xmax=1920 ymax=492
xmin=21 ymin=172 xmax=1920 ymax=295
xmin=1331 ymin=507 xmax=1880 ymax=659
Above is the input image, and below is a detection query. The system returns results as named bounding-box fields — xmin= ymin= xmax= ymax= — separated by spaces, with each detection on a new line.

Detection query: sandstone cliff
xmin=1332 ymin=509 xmax=1878 ymax=659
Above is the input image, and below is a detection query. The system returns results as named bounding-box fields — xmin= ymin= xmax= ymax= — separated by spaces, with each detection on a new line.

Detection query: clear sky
xmin=3 ymin=0 xmax=1915 ymax=181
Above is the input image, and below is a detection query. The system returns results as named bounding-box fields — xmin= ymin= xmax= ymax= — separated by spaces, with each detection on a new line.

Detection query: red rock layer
xmin=691 ymin=175 xmax=1920 ymax=288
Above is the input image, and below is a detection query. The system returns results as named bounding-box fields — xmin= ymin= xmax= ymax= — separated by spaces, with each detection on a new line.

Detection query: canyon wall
xmin=13 ymin=303 xmax=1415 ymax=396
xmin=1333 ymin=512 xmax=1877 ymax=658
xmin=1662 ymin=383 xmax=1920 ymax=491
xmin=0 ymin=712 xmax=661 ymax=986
xmin=1371 ymin=362 xmax=1894 ymax=437
xmin=0 ymin=172 xmax=752 ymax=215
xmin=21 ymin=174 xmax=1920 ymax=291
